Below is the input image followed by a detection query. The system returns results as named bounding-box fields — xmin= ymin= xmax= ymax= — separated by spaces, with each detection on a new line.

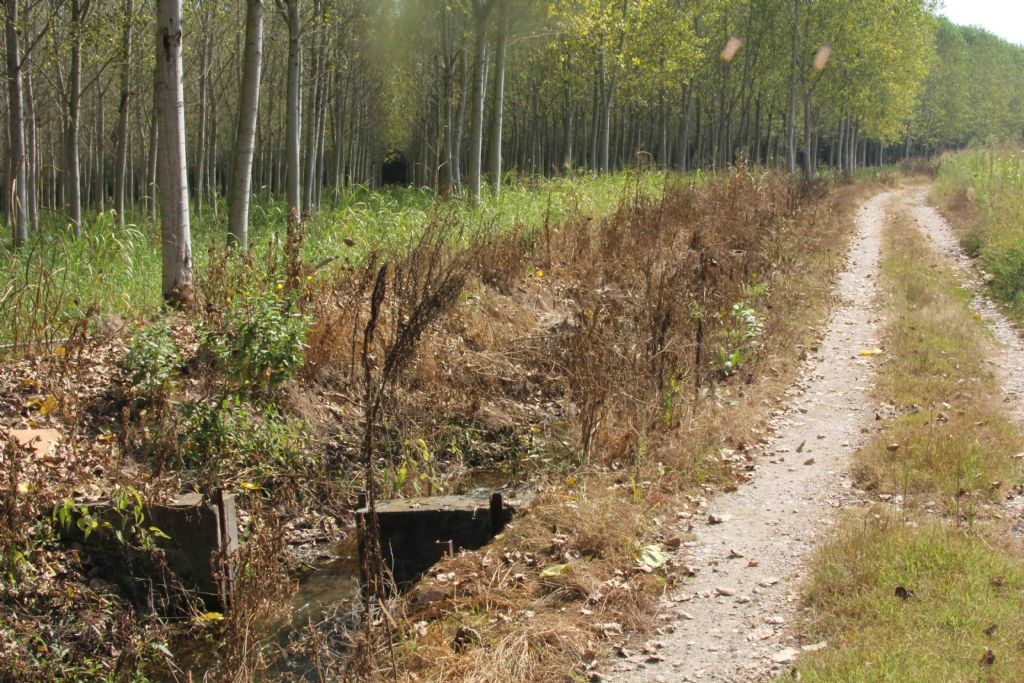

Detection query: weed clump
xmin=203 ymin=289 xmax=310 ymax=393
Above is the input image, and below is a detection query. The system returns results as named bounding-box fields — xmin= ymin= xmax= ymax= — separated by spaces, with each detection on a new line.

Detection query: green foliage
xmin=123 ymin=323 xmax=180 ymax=394
xmin=935 ymin=149 xmax=1024 ymax=321
xmin=52 ymin=486 xmax=169 ymax=551
xmin=713 ymin=283 xmax=767 ymax=377
xmin=203 ymin=289 xmax=310 ymax=392
xmin=915 ymin=20 xmax=1024 ymax=148
xmin=2 ymin=175 xmax=649 ymax=352
xmin=390 ymin=437 xmax=444 ymax=496
xmin=179 ymin=395 xmax=310 ymax=476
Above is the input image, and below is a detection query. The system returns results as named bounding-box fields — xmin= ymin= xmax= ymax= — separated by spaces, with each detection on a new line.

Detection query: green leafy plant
xmin=391 ymin=437 xmax=443 ymax=496
xmin=124 ymin=323 xmax=180 ymax=394
xmin=713 ymin=283 xmax=767 ymax=377
xmin=179 ymin=395 xmax=311 ymax=475
xmin=203 ymin=289 xmax=310 ymax=392
xmin=52 ymin=486 xmax=169 ymax=551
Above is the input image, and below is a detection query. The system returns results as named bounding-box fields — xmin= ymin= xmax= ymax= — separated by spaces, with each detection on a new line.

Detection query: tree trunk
xmin=96 ymin=84 xmax=105 ymax=212
xmin=114 ymin=0 xmax=133 ymax=227
xmin=66 ymin=0 xmax=85 ymax=235
xmin=802 ymin=90 xmax=812 ymax=176
xmin=195 ymin=4 xmax=211 ymax=212
xmin=467 ymin=1 xmax=491 ymax=202
xmin=228 ymin=0 xmax=263 ymax=249
xmin=785 ymin=0 xmax=800 ymax=176
xmin=285 ymin=0 xmax=302 ymax=220
xmin=5 ymin=0 xmax=28 ymax=247
xmin=26 ymin=73 xmax=39 ymax=231
xmin=486 ymin=7 xmax=508 ymax=194
xmin=148 ymin=78 xmax=159 ymax=221
xmin=155 ymin=0 xmax=192 ymax=303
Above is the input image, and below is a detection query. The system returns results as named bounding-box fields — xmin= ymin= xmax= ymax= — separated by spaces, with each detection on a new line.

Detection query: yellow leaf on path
xmin=858 ymin=348 xmax=884 ymax=357
xmin=239 ymin=481 xmax=262 ymax=491
xmin=540 ymin=563 xmax=573 ymax=577
xmin=53 ymin=346 xmax=66 ymax=357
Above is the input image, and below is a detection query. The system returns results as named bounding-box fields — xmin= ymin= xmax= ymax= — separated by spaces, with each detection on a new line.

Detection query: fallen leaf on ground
xmin=634 ymin=544 xmax=669 ymax=570
xmin=540 ymin=563 xmax=573 ymax=577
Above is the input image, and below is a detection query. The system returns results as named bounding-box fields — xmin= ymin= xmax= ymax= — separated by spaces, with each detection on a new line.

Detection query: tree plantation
xmin=3 ymin=3 xmax=1023 ymax=259
xmin=4 ymin=1 xmax=1024 ymax=681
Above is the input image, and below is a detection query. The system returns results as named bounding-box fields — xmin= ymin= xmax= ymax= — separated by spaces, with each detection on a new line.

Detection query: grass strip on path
xmin=852 ymin=200 xmax=1022 ymax=509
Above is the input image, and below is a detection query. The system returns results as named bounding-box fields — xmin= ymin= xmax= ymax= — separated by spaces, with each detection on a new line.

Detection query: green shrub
xmin=203 ymin=289 xmax=310 ymax=391
xmin=179 ymin=395 xmax=310 ymax=475
xmin=123 ymin=323 xmax=180 ymax=394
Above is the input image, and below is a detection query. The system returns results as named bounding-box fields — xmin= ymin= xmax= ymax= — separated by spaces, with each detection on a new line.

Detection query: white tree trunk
xmin=486 ymin=7 xmax=507 ymax=194
xmin=285 ymin=0 xmax=302 ymax=221
xmin=114 ymin=0 xmax=133 ymax=227
xmin=5 ymin=0 xmax=28 ymax=247
xmin=467 ymin=1 xmax=491 ymax=202
xmin=65 ymin=0 xmax=88 ymax=235
xmin=228 ymin=0 xmax=263 ymax=249
xmin=156 ymin=0 xmax=193 ymax=303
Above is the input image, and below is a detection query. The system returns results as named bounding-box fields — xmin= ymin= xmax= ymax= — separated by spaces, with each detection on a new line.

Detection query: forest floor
xmin=605 ymin=184 xmax=1024 ymax=682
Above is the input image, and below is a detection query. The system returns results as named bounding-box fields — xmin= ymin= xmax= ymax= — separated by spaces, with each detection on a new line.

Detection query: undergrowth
xmin=0 ymin=169 xmax=864 ymax=682
xmin=0 ymin=174 xmax=658 ymax=353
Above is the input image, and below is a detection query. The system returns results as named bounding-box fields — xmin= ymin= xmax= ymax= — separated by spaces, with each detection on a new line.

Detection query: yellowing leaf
xmin=53 ymin=346 xmax=67 ymax=357
xmin=38 ymin=395 xmax=58 ymax=416
xmin=239 ymin=481 xmax=262 ymax=491
xmin=565 ymin=475 xmax=578 ymax=488
xmin=198 ymin=611 xmax=224 ymax=623
xmin=858 ymin=348 xmax=884 ymax=357
xmin=634 ymin=544 xmax=669 ymax=570
xmin=540 ymin=563 xmax=573 ymax=577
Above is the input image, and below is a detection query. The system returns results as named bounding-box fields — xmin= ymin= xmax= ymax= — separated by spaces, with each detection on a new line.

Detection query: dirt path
xmin=606 ymin=192 xmax=893 ymax=682
xmin=906 ymin=188 xmax=1024 ymax=421
xmin=906 ymin=188 xmax=1024 ymax=536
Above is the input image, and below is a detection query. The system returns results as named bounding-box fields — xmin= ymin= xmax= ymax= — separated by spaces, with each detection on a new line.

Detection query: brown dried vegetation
xmin=0 ymin=169 xmax=869 ymax=682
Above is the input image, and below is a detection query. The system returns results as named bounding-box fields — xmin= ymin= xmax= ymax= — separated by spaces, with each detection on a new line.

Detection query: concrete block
xmin=356 ymin=489 xmax=531 ymax=587
xmin=59 ymin=491 xmax=238 ymax=611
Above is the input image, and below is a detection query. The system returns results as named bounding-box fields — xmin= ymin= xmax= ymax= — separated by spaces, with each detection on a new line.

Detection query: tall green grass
xmin=935 ymin=148 xmax=1024 ymax=320
xmin=1 ymin=173 xmax=663 ymax=349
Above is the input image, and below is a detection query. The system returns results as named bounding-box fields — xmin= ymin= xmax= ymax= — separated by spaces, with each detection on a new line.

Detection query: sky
xmin=939 ymin=0 xmax=1024 ymax=46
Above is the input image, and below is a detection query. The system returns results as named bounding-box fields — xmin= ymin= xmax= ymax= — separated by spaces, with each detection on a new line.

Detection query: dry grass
xmin=305 ymin=175 xmax=878 ymax=682
xmin=852 ymin=201 xmax=1023 ymax=509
